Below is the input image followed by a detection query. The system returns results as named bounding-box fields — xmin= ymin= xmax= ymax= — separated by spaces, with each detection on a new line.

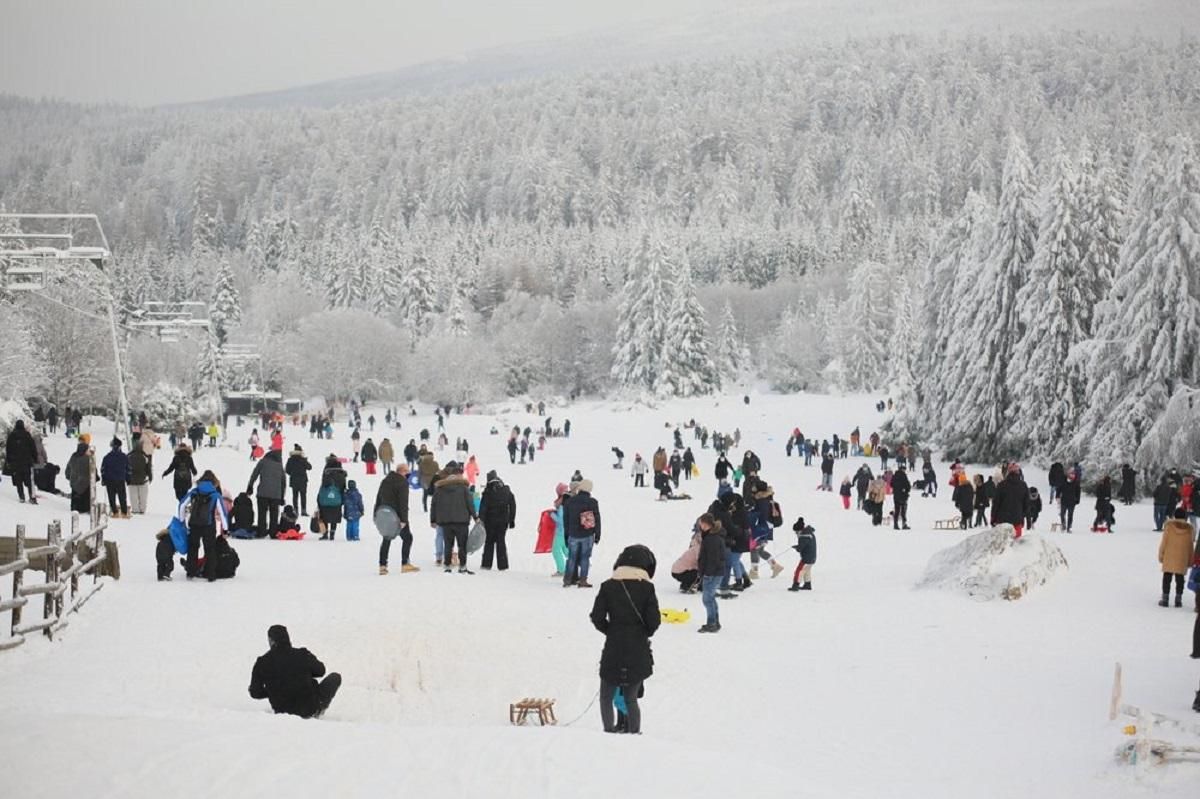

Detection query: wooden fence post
xmin=68 ymin=514 xmax=79 ymax=601
xmin=49 ymin=520 xmax=63 ymax=624
xmin=12 ymin=525 xmax=24 ymax=634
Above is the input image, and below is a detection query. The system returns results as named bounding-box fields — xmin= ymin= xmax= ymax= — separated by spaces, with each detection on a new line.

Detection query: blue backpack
xmin=318 ymin=483 xmax=342 ymax=508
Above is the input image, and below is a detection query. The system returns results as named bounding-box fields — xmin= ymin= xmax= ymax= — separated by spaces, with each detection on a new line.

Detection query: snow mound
xmin=917 ymin=525 xmax=1068 ymax=601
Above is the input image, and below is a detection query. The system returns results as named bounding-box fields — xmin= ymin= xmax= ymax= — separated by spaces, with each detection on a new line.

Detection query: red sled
xmin=534 ymin=509 xmax=557 ymax=553
xmin=275 ymin=529 xmax=304 ymax=540
xmin=251 ymin=446 xmax=265 ymax=459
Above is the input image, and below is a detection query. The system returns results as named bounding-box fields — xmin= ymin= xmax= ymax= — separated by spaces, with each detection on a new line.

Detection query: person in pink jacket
xmin=465 ymin=455 xmax=480 ymax=488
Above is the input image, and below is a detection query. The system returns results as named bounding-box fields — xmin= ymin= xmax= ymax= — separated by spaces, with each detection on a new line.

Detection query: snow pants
xmin=792 ymin=562 xmax=812 ymax=585
xmin=129 ymin=483 xmax=149 ymax=514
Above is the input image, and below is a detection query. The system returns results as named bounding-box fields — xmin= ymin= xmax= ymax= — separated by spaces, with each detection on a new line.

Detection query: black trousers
xmin=288 ymin=674 xmax=342 ymax=719
xmin=186 ymin=525 xmax=218 ymax=580
xmin=105 ymin=480 xmax=128 ymax=515
xmin=257 ymin=497 xmax=281 ymax=538
xmin=380 ymin=526 xmax=413 ymax=566
xmin=634 ymin=473 xmax=644 ymax=487
xmin=291 ymin=484 xmax=307 ymax=515
xmin=11 ymin=467 xmax=32 ymax=501
xmin=1060 ymin=505 xmax=1075 ymax=530
xmin=893 ymin=498 xmax=908 ymax=528
xmin=600 ymin=679 xmax=643 ymax=734
xmin=156 ymin=536 xmax=175 ymax=579
xmin=960 ymin=510 xmax=971 ymax=529
xmin=481 ymin=525 xmax=508 ymax=570
xmin=441 ymin=524 xmax=468 ymax=567
xmin=1163 ymin=573 xmax=1185 ymax=595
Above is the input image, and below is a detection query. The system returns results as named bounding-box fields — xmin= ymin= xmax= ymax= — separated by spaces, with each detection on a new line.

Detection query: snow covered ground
xmin=0 ymin=391 xmax=1195 ymax=798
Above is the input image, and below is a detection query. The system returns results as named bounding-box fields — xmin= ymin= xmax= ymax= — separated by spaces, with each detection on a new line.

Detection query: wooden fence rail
xmin=0 ymin=503 xmax=112 ymax=651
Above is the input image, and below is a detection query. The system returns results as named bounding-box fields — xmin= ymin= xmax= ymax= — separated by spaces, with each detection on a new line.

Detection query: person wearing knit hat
xmin=549 ymin=483 xmax=570 ymax=577
xmin=479 ymin=470 xmax=517 ymax=570
xmin=249 ymin=625 xmax=342 ymax=719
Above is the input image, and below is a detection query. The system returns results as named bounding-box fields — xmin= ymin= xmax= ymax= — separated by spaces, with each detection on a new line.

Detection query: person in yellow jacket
xmin=1159 ymin=509 xmax=1196 ymax=607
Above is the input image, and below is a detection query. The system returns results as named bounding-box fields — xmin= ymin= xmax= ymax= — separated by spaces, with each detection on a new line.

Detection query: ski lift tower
xmin=0 ymin=213 xmax=133 ymax=445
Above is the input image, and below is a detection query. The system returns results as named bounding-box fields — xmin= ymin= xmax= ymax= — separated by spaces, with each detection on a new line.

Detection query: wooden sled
xmin=932 ymin=518 xmax=961 ymax=530
xmin=510 ymin=697 xmax=557 ymax=726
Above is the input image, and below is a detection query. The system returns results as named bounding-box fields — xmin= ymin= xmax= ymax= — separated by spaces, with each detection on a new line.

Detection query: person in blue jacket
xmin=343 ymin=480 xmax=365 ymax=541
xmin=179 ymin=471 xmax=230 ymax=581
xmin=100 ymin=437 xmax=130 ymax=518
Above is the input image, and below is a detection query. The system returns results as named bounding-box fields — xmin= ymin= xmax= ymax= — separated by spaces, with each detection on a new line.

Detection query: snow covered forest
xmin=1 ymin=32 xmax=1199 ymax=485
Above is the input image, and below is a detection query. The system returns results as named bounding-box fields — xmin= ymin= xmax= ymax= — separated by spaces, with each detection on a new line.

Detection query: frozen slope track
xmin=0 ymin=393 xmax=1194 ymax=798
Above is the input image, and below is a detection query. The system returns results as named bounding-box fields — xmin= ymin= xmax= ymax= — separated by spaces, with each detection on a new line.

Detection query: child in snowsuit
xmin=275 ymin=505 xmax=301 ymax=539
xmin=839 ymin=477 xmax=852 ymax=510
xmin=789 ymin=518 xmax=816 ymax=591
xmin=343 ymin=480 xmax=365 ymax=541
xmin=155 ymin=529 xmax=175 ymax=581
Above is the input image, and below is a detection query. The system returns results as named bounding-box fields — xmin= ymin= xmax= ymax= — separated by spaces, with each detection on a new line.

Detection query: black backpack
xmin=188 ymin=491 xmax=217 ymax=529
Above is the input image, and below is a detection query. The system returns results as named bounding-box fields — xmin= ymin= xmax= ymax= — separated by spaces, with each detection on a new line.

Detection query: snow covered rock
xmin=917 ymin=525 xmax=1068 ymax=601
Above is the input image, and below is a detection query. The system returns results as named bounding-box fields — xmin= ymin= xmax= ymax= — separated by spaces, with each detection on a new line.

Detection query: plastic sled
xmin=534 ymin=509 xmax=556 ymax=553
xmin=374 ymin=506 xmax=400 ymax=539
xmin=466 ymin=520 xmax=485 ymax=554
xmin=660 ymin=608 xmax=691 ymax=624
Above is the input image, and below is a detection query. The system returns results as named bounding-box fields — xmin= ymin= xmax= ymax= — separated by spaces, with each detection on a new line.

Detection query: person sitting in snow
xmin=275 ymin=505 xmax=302 ymax=539
xmin=654 ymin=470 xmax=674 ymax=500
xmin=229 ymin=492 xmax=256 ymax=539
xmin=248 ymin=625 xmax=341 ymax=719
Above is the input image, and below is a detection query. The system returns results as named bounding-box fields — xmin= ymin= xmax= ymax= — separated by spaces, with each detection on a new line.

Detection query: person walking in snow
xmin=788 ymin=518 xmax=817 ymax=591
xmin=713 ymin=453 xmax=731 ymax=484
xmin=891 ymin=464 xmax=911 ymax=530
xmin=1153 ymin=476 xmax=1178 ymax=532
xmin=100 ymin=437 xmax=130 ymax=518
xmin=430 ymin=461 xmax=477 ymax=574
xmin=248 ymin=429 xmax=260 ymax=460
xmin=1119 ymin=464 xmax=1137 ymax=506
xmin=1159 ymin=509 xmax=1195 ymax=607
xmin=317 ymin=455 xmax=348 ymax=540
xmin=631 ymin=454 xmax=648 ymax=487
xmin=4 ymin=419 xmax=38 ymax=504
xmin=351 ymin=428 xmax=362 ymax=462
xmin=417 ymin=447 xmax=439 ymax=512
xmin=819 ymin=451 xmax=835 ymax=491
xmin=479 ymin=470 xmax=517 ymax=571
xmin=378 ymin=438 xmax=395 ymax=473
xmin=162 ymin=442 xmax=197 ymax=501
xmin=747 ymin=479 xmax=784 ymax=579
xmin=376 ymin=463 xmax=417 ymax=575
xmin=360 ymin=438 xmax=378 ymax=475
xmin=1058 ymin=469 xmax=1082 ymax=533
xmin=971 ymin=475 xmax=989 ymax=528
xmin=1048 ymin=462 xmax=1066 ymax=503
xmin=681 ymin=447 xmax=695 ymax=481
xmin=127 ymin=433 xmax=153 ymax=514
xmin=181 ymin=470 xmax=229 ymax=581
xmin=669 ymin=451 xmax=683 ymax=486
xmin=697 ymin=514 xmax=726 ymax=633
xmin=285 ymin=445 xmax=311 ymax=516
xmin=403 ymin=439 xmax=419 ymax=469
xmin=854 ymin=465 xmax=872 ymax=510
xmin=590 ymin=544 xmax=660 ymax=733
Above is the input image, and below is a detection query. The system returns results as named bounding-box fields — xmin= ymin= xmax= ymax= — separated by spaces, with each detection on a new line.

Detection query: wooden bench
xmin=510 ymin=697 xmax=557 ymax=726
xmin=933 ymin=518 xmax=961 ymax=531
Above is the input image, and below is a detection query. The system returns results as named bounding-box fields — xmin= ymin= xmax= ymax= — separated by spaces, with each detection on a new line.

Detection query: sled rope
xmin=561 ymin=689 xmax=600 ymax=727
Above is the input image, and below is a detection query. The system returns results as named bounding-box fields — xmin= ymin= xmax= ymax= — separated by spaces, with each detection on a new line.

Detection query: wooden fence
xmin=0 ymin=504 xmax=112 ymax=651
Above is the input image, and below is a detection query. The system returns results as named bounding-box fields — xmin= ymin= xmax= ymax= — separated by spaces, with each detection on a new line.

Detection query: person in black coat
xmin=162 ymin=443 xmax=197 ymax=501
xmin=890 ymin=465 xmax=912 ymax=529
xmin=590 ymin=545 xmax=660 ymax=734
xmin=992 ymin=465 xmax=1030 ymax=533
xmin=375 ymin=464 xmax=414 ymax=573
xmin=285 ymin=446 xmax=312 ymax=516
xmin=231 ymin=492 xmax=255 ymax=535
xmin=854 ymin=465 xmax=872 ymax=509
xmin=668 ymin=452 xmax=682 ymax=486
xmin=1026 ymin=487 xmax=1043 ymax=530
xmin=1153 ymin=476 xmax=1178 ymax=531
xmin=789 ymin=518 xmax=817 ymax=591
xmin=248 ymin=625 xmax=341 ymax=719
xmin=653 ymin=470 xmax=675 ymax=499
xmin=478 ymin=470 xmax=517 ymax=570
xmin=1092 ymin=475 xmax=1116 ymax=531
xmin=741 ymin=450 xmax=761 ymax=479
xmin=1058 ymin=469 xmax=1082 ymax=532
xmin=1048 ymin=462 xmax=1066 ymax=502
xmin=4 ymin=419 xmax=38 ymax=503
xmin=714 ymin=455 xmax=731 ymax=483
xmin=1118 ymin=464 xmax=1137 ymax=505
xmin=681 ymin=448 xmax=695 ymax=481
xmin=972 ymin=476 xmax=990 ymax=527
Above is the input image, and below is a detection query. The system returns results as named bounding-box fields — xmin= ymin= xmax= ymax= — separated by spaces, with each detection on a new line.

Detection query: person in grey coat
xmin=247 ymin=448 xmax=287 ymax=538
xmin=430 ymin=462 xmax=478 ymax=574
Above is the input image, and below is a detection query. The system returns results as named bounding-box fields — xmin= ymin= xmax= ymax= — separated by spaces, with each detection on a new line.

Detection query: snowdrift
xmin=917 ymin=526 xmax=1068 ymax=601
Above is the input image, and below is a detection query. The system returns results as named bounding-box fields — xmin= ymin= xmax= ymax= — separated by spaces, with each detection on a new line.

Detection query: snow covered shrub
xmin=138 ymin=382 xmax=201 ymax=429
xmin=1135 ymin=387 xmax=1200 ymax=482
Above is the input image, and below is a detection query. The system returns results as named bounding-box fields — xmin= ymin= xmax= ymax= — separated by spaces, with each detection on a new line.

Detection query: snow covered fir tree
xmin=0 ymin=29 xmax=1196 ymax=486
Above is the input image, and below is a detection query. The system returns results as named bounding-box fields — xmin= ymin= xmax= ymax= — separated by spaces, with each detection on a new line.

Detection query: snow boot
xmin=788 ymin=582 xmax=802 ymax=592
xmin=749 ymin=566 xmax=760 ymax=580
xmin=577 ymin=580 xmax=593 ymax=589
xmin=401 ymin=563 xmax=420 ymax=573
xmin=800 ymin=581 xmax=812 ymax=590
xmin=1159 ymin=594 xmax=1170 ymax=607
xmin=1177 ymin=594 xmax=1184 ymax=608
xmin=740 ymin=574 xmax=753 ymax=591
xmin=730 ymin=580 xmax=745 ymax=592
xmin=770 ymin=560 xmax=784 ymax=579
xmin=458 ymin=568 xmax=474 ymax=575
xmin=379 ymin=565 xmax=388 ymax=575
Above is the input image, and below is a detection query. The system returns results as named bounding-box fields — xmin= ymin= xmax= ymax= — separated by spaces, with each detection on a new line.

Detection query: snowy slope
xmin=0 ymin=391 xmax=1195 ymax=798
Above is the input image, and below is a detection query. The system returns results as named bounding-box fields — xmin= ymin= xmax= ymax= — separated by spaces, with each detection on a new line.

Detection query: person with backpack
xmin=128 ymin=433 xmax=153 ymax=514
xmin=789 ymin=517 xmax=817 ymax=591
xmin=376 ymin=463 xmax=417 ymax=575
xmin=247 ymin=448 xmax=286 ymax=539
xmin=181 ymin=470 xmax=229 ymax=581
xmin=342 ymin=480 xmax=365 ymax=541
xmin=748 ymin=480 xmax=785 ymax=579
xmin=479 ymin=470 xmax=517 ymax=571
xmin=590 ymin=544 xmax=659 ymax=733
xmin=162 ymin=442 xmax=197 ymax=501
xmin=317 ymin=455 xmax=348 ymax=540
xmin=564 ymin=479 xmax=602 ymax=588
xmin=248 ymin=625 xmax=342 ymax=719
xmin=430 ymin=461 xmax=478 ymax=574
xmin=100 ymin=437 xmax=131 ymax=519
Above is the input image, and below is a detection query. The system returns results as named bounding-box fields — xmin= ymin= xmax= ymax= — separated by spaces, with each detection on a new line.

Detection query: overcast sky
xmin=1 ymin=0 xmax=732 ymax=105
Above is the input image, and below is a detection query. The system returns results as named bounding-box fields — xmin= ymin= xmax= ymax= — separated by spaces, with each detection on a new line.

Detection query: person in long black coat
xmin=478 ymin=470 xmax=516 ymax=570
xmin=1058 ymin=470 xmax=1082 ymax=532
xmin=4 ymin=419 xmax=38 ymax=503
xmin=952 ymin=476 xmax=974 ymax=530
xmin=992 ymin=466 xmax=1030 ymax=532
xmin=162 ymin=443 xmax=197 ymax=501
xmin=1119 ymin=464 xmax=1137 ymax=505
xmin=590 ymin=545 xmax=660 ymax=734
